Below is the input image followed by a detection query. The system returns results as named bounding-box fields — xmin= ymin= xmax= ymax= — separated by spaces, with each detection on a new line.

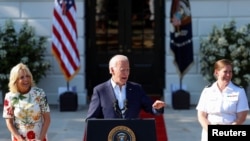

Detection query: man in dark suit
xmin=86 ymin=54 xmax=166 ymax=119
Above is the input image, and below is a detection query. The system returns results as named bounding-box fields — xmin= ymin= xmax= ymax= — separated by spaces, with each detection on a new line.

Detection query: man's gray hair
xmin=109 ymin=54 xmax=129 ymax=73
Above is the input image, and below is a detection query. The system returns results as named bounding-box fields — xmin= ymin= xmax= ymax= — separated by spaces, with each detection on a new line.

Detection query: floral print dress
xmin=2 ymin=87 xmax=50 ymax=141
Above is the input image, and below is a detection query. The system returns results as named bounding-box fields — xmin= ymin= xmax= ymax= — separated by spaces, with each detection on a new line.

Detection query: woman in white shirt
xmin=196 ymin=59 xmax=249 ymax=141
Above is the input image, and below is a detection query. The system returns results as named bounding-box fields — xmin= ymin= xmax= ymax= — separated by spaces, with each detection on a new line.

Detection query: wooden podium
xmin=85 ymin=118 xmax=157 ymax=141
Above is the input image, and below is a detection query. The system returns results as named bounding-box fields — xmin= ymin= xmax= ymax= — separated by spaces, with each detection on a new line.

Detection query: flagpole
xmin=180 ymin=75 xmax=183 ymax=90
xmin=67 ymin=81 xmax=69 ymax=91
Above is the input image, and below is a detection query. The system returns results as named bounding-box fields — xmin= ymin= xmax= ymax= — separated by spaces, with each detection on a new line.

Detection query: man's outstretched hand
xmin=152 ymin=100 xmax=166 ymax=109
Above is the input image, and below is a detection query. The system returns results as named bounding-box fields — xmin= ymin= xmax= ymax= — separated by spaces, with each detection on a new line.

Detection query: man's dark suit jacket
xmin=86 ymin=79 xmax=164 ymax=120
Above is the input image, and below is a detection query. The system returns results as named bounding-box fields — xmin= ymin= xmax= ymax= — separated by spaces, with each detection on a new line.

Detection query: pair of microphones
xmin=113 ymin=99 xmax=127 ymax=118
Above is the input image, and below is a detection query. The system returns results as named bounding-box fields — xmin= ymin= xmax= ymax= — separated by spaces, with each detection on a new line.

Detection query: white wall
xmin=165 ymin=0 xmax=250 ymax=106
xmin=1 ymin=0 xmax=250 ymax=106
xmin=0 ymin=0 xmax=86 ymax=105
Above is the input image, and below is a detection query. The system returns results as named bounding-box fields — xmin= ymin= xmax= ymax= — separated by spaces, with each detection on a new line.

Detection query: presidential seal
xmin=108 ymin=125 xmax=136 ymax=141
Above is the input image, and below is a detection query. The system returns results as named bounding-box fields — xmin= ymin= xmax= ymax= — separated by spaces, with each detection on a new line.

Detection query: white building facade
xmin=0 ymin=0 xmax=250 ymax=106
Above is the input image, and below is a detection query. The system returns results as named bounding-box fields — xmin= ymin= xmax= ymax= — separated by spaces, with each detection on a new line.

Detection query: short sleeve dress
xmin=2 ymin=87 xmax=50 ymax=141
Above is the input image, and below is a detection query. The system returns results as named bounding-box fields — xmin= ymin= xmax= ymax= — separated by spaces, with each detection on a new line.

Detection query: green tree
xmin=0 ymin=20 xmax=51 ymax=102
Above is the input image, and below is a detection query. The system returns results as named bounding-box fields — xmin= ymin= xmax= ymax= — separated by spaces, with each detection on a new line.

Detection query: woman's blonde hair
xmin=8 ymin=63 xmax=35 ymax=93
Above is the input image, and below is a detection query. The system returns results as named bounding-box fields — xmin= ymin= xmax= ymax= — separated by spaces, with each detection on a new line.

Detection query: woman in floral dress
xmin=3 ymin=63 xmax=51 ymax=141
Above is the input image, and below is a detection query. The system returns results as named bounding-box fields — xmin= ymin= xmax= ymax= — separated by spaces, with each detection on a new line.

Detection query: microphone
xmin=113 ymin=99 xmax=128 ymax=118
xmin=121 ymin=99 xmax=128 ymax=113
xmin=113 ymin=100 xmax=123 ymax=118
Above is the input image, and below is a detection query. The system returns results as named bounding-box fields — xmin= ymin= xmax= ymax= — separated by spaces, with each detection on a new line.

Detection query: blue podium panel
xmin=86 ymin=118 xmax=157 ymax=141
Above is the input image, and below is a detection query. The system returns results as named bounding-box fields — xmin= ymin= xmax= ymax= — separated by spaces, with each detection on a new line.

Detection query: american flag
xmin=52 ymin=0 xmax=80 ymax=81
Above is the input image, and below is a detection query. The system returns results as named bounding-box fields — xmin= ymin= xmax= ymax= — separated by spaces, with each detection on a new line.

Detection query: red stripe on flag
xmin=52 ymin=44 xmax=71 ymax=78
xmin=52 ymin=26 xmax=71 ymax=78
xmin=66 ymin=11 xmax=79 ymax=60
xmin=52 ymin=0 xmax=80 ymax=81
xmin=53 ymin=11 xmax=78 ymax=70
